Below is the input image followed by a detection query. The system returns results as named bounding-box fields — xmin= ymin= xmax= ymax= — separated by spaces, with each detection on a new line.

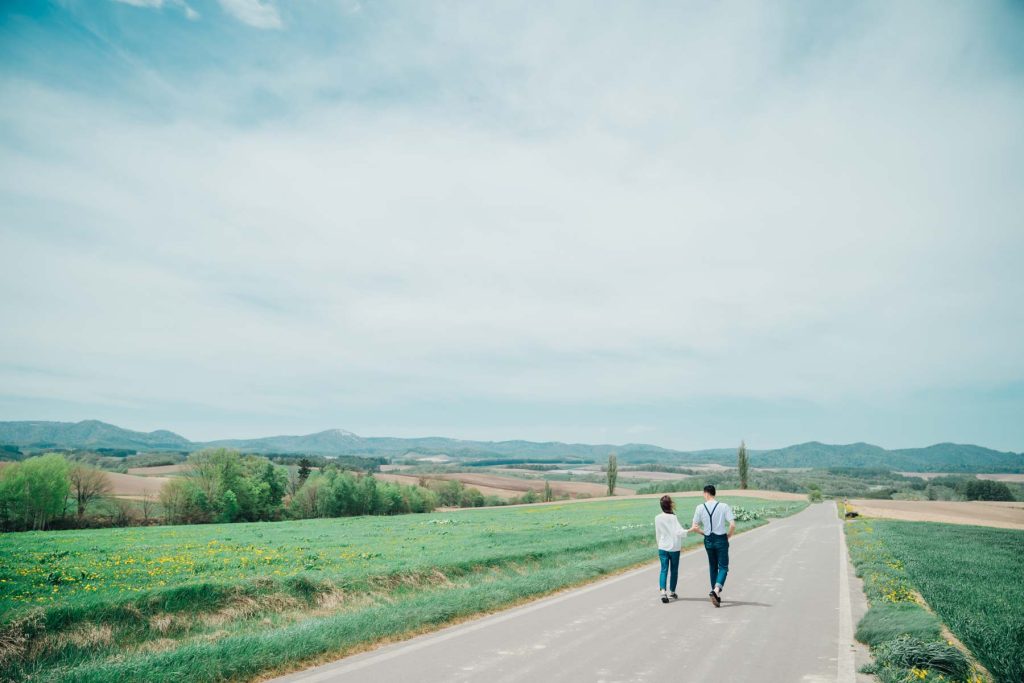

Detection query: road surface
xmin=273 ymin=503 xmax=863 ymax=683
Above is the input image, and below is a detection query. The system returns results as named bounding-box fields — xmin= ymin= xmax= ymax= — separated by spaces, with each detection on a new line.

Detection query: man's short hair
xmin=703 ymin=484 xmax=716 ymax=496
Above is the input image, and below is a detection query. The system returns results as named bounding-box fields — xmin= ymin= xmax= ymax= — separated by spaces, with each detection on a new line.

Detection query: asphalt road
xmin=273 ymin=503 xmax=860 ymax=683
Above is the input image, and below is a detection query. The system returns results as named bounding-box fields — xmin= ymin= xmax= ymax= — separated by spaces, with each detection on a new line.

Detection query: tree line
xmin=0 ymin=448 xmax=450 ymax=533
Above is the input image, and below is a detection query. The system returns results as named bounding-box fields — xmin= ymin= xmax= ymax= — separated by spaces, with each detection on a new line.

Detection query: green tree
xmin=297 ymin=457 xmax=313 ymax=485
xmin=219 ymin=489 xmax=240 ymax=522
xmin=437 ymin=480 xmax=464 ymax=507
xmin=289 ymin=474 xmax=327 ymax=518
xmin=737 ymin=441 xmax=749 ymax=490
xmin=958 ymin=479 xmax=1014 ymax=501
xmin=807 ymin=484 xmax=823 ymax=503
xmin=0 ymin=453 xmax=70 ymax=530
xmin=159 ymin=478 xmax=210 ymax=524
xmin=355 ymin=474 xmax=379 ymax=515
xmin=606 ymin=453 xmax=618 ymax=496
xmin=460 ymin=487 xmax=485 ymax=508
xmin=543 ymin=480 xmax=553 ymax=502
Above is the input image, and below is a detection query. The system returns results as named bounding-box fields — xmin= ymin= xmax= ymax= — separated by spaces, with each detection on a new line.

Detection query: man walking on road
xmin=689 ymin=484 xmax=735 ymax=607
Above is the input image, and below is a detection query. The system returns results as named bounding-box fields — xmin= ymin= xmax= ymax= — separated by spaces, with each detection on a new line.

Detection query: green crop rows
xmin=846 ymin=518 xmax=1024 ymax=683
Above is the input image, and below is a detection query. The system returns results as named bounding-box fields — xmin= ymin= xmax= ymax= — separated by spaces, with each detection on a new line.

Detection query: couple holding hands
xmin=654 ymin=484 xmax=735 ymax=607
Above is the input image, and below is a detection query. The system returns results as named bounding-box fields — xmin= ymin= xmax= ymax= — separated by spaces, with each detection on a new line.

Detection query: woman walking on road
xmin=655 ymin=495 xmax=687 ymax=603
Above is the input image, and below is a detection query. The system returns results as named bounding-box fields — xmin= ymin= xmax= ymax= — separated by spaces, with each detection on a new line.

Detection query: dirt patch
xmin=617 ymin=470 xmax=694 ymax=481
xmin=432 ymin=472 xmax=633 ymax=498
xmin=105 ymin=472 xmax=170 ymax=497
xmin=374 ymin=472 xmax=630 ymax=499
xmin=126 ymin=464 xmax=191 ymax=477
xmin=848 ymin=499 xmax=1024 ymax=529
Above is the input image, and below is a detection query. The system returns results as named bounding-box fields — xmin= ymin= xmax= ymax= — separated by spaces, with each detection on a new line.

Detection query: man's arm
xmin=727 ymin=520 xmax=736 ymax=539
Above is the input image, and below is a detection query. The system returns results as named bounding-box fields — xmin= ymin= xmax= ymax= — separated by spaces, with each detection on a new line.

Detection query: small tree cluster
xmin=289 ymin=467 xmax=439 ymax=518
xmin=0 ymin=454 xmax=70 ymax=530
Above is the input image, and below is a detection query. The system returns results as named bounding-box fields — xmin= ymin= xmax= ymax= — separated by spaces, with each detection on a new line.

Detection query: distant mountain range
xmin=0 ymin=420 xmax=1021 ymax=472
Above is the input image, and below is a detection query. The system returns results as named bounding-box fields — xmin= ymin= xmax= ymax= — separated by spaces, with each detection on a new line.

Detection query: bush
xmin=807 ymin=484 xmax=823 ymax=503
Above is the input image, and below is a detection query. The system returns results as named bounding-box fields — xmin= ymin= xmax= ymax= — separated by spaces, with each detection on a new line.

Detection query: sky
xmin=1 ymin=1 xmax=1022 ymax=451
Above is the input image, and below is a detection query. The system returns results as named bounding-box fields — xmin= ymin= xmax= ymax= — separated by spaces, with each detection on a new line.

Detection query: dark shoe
xmin=661 ymin=591 xmax=669 ymax=604
xmin=669 ymin=592 xmax=678 ymax=600
xmin=709 ymin=591 xmax=720 ymax=607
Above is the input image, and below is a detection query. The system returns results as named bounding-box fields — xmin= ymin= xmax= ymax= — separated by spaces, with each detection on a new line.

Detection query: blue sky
xmin=1 ymin=1 xmax=1022 ymax=451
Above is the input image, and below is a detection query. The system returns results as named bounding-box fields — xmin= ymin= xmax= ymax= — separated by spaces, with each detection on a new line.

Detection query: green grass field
xmin=846 ymin=518 xmax=1024 ymax=683
xmin=1 ymin=495 xmax=805 ymax=682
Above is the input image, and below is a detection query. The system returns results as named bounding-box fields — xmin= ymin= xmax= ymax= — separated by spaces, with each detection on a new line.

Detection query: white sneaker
xmin=660 ymin=590 xmax=669 ymax=604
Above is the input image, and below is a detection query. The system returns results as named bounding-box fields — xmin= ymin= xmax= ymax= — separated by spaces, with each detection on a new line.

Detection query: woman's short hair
xmin=659 ymin=495 xmax=674 ymax=513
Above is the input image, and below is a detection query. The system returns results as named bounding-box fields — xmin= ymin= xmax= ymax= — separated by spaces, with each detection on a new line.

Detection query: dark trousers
xmin=658 ymin=549 xmax=680 ymax=592
xmin=704 ymin=533 xmax=729 ymax=589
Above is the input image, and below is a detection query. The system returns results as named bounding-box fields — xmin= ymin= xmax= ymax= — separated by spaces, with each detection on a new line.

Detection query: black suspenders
xmin=703 ymin=501 xmax=719 ymax=536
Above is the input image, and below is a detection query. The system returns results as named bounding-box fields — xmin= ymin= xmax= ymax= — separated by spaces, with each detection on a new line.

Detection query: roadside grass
xmin=855 ymin=603 xmax=941 ymax=645
xmin=1 ymin=496 xmax=806 ymax=682
xmin=846 ymin=519 xmax=1024 ymax=683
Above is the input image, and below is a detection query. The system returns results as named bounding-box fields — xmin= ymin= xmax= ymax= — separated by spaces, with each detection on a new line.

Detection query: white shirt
xmin=692 ymin=500 xmax=735 ymax=536
xmin=654 ymin=512 xmax=686 ymax=551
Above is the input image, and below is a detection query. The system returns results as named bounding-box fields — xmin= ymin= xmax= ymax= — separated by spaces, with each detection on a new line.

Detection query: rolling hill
xmin=0 ymin=420 xmax=1020 ymax=472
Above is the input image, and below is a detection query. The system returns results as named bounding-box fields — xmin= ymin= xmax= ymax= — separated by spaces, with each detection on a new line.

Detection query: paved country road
xmin=273 ymin=503 xmax=864 ymax=683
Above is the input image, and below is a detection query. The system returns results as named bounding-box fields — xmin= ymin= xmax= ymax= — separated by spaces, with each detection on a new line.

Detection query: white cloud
xmin=217 ymin=0 xmax=282 ymax=29
xmin=111 ymin=0 xmax=200 ymax=21
xmin=1 ymin=2 xmax=1022 ymax=446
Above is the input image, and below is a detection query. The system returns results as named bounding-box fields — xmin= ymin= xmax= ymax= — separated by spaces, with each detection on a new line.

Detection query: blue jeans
xmin=704 ymin=533 xmax=729 ymax=589
xmin=658 ymin=549 xmax=680 ymax=591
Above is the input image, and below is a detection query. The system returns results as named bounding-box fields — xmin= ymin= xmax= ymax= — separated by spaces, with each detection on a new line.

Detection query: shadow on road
xmin=720 ymin=600 xmax=772 ymax=608
xmin=666 ymin=598 xmax=773 ymax=609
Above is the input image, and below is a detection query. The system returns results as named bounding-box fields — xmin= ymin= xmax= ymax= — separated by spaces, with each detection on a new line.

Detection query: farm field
xmin=375 ymin=471 xmax=631 ymax=499
xmin=899 ymin=472 xmax=1024 ymax=483
xmin=849 ymin=499 xmax=1024 ymax=530
xmin=849 ymin=519 xmax=1024 ymax=683
xmin=125 ymin=464 xmax=190 ymax=477
xmin=104 ymin=472 xmax=171 ymax=499
xmin=433 ymin=472 xmax=630 ymax=497
xmin=374 ymin=472 xmax=522 ymax=499
xmin=0 ymin=495 xmax=805 ymax=682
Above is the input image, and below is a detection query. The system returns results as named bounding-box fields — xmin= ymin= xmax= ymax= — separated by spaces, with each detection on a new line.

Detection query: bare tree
xmin=139 ymin=491 xmax=156 ymax=523
xmin=70 ymin=464 xmax=111 ymax=519
xmin=286 ymin=466 xmax=304 ymax=497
